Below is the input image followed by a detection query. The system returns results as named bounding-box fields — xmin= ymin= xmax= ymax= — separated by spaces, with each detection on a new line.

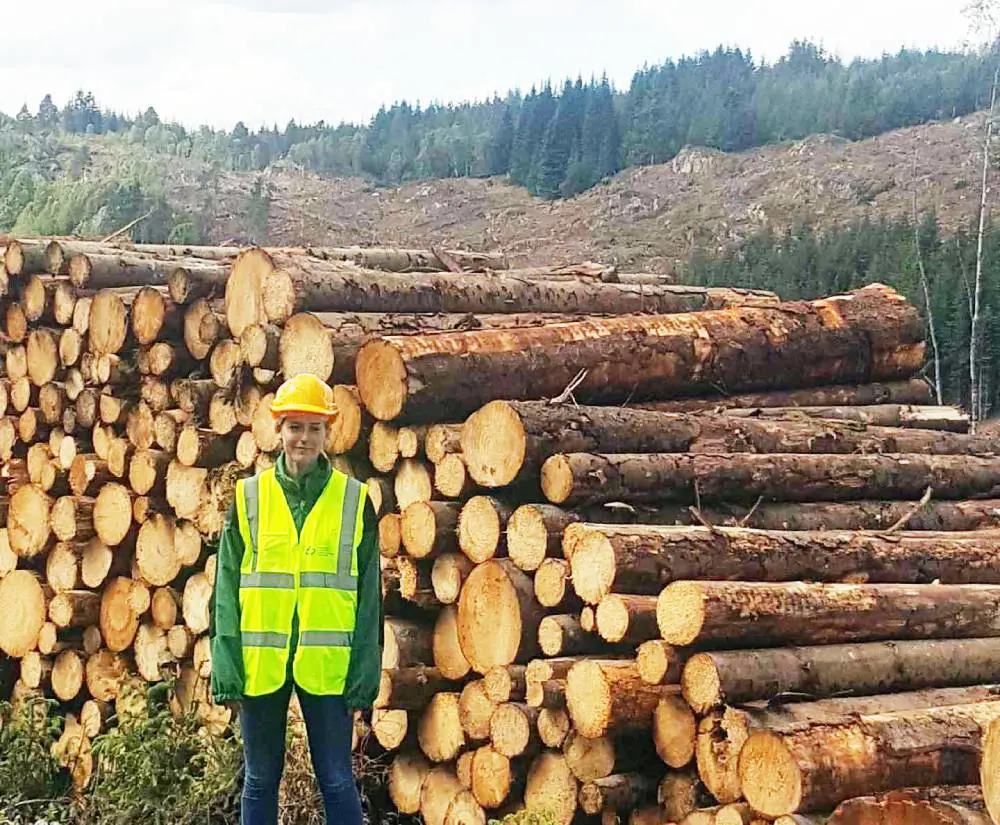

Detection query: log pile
xmin=2 ymin=238 xmax=999 ymax=825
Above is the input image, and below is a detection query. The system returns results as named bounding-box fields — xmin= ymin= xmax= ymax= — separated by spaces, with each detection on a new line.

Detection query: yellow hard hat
xmin=270 ymin=373 xmax=337 ymax=419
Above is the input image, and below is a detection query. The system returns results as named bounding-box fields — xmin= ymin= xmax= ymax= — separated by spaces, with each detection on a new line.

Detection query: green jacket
xmin=209 ymin=454 xmax=383 ymax=709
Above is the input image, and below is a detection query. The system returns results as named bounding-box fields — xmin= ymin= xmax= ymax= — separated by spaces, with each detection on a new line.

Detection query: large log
xmin=460 ymin=400 xmax=997 ymax=489
xmin=567 ymin=524 xmax=1000 ymax=604
xmin=699 ymin=686 xmax=1000 ymax=807
xmin=657 ymin=581 xmax=1000 ymax=648
xmin=0 ymin=571 xmax=47 ymax=656
xmin=457 ymin=560 xmax=545 ymax=674
xmin=738 ymin=700 xmax=1000 ymax=816
xmin=355 ymin=284 xmax=923 ymax=421
xmin=225 ymin=247 xmax=774 ymax=337
xmin=683 ymin=638 xmax=1000 ymax=714
xmin=541 ymin=452 xmax=1000 ymax=507
xmin=498 ymin=498 xmax=985 ymax=560
xmin=644 ymin=379 xmax=934 ymax=412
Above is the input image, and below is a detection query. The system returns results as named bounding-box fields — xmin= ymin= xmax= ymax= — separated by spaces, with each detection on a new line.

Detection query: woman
xmin=210 ymin=373 xmax=382 ymax=825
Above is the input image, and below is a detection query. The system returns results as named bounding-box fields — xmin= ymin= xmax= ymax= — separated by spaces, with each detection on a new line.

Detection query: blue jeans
xmin=239 ymin=682 xmax=363 ymax=825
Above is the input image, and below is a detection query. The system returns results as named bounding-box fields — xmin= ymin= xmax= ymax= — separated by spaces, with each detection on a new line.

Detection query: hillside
xmin=128 ymin=112 xmax=988 ymax=273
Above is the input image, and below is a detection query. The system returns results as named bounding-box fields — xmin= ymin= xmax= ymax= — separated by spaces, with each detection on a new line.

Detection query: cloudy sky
xmin=0 ymin=0 xmax=975 ymax=130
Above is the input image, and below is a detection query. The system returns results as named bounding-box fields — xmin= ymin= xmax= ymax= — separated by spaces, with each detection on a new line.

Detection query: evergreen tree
xmin=36 ymin=95 xmax=58 ymax=130
xmin=487 ymin=106 xmax=515 ymax=175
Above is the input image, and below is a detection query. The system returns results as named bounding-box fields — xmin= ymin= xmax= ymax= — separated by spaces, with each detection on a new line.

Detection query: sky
xmin=0 ymin=0 xmax=976 ymax=131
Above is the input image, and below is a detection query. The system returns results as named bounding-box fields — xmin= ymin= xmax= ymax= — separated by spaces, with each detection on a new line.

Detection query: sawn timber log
xmin=355 ymin=284 xmax=923 ymax=421
xmin=738 ymin=700 xmax=1000 ymax=816
xmin=224 ymin=247 xmax=775 ymax=337
xmin=565 ymin=524 xmax=1000 ymax=604
xmin=540 ymin=452 xmax=1000 ymax=507
xmin=460 ymin=400 xmax=998 ymax=488
xmin=681 ymin=637 xmax=1000 ymax=714
xmin=656 ymin=581 xmax=1000 ymax=648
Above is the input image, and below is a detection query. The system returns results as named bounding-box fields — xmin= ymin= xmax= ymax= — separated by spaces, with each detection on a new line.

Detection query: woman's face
xmin=280 ymin=414 xmax=328 ymax=467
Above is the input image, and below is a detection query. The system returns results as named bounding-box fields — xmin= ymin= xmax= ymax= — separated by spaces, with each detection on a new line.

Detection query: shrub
xmin=83 ymin=682 xmax=241 ymax=825
xmin=0 ymin=697 xmax=73 ymax=824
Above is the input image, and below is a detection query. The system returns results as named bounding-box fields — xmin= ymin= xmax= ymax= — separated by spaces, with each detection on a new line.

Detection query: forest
xmin=2 ymin=41 xmax=994 ymax=201
xmin=685 ymin=214 xmax=1000 ymax=417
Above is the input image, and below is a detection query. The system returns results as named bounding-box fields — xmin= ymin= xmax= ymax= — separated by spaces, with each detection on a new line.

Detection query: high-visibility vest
xmin=235 ymin=466 xmax=366 ymax=697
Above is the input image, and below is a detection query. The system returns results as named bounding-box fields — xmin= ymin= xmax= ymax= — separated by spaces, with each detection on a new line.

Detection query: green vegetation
xmin=0 ymin=698 xmax=73 ymax=824
xmin=0 ymin=41 xmax=993 ymax=219
xmin=685 ymin=213 xmax=1000 ymax=414
xmin=84 ymin=683 xmax=241 ymax=825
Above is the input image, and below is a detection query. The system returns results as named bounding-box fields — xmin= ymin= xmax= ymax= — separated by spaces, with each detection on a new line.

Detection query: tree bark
xmin=657 ymin=580 xmax=1000 ymax=648
xmin=541 ymin=452 xmax=1000 ymax=507
xmin=356 ymin=284 xmax=923 ymax=421
xmin=568 ymin=523 xmax=1000 ymax=605
xmin=738 ymin=700 xmax=1000 ymax=816
xmin=693 ymin=404 xmax=970 ymax=433
xmin=683 ymin=637 xmax=1000 ymax=715
xmin=642 ymin=379 xmax=933 ymax=412
xmin=829 ymin=787 xmax=991 ymax=825
xmin=579 ymin=774 xmax=659 ymax=816
xmin=376 ymin=666 xmax=462 ymax=711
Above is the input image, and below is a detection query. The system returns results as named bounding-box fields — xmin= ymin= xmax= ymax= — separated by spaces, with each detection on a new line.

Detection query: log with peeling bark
xmin=657 ymin=580 xmax=1000 ymax=648
xmin=356 ymin=284 xmax=923 ymax=421
xmin=645 ymin=378 xmax=933 ymax=412
xmin=225 ymin=247 xmax=774 ymax=337
xmin=376 ymin=666 xmax=460 ymax=711
xmin=567 ymin=524 xmax=1000 ymax=604
xmin=541 ymin=452 xmax=1000 ymax=507
xmin=697 ymin=403 xmax=972 ymax=432
xmin=739 ymin=700 xmax=1000 ymax=817
xmin=682 ymin=637 xmax=1000 ymax=714
xmin=461 ymin=400 xmax=996 ymax=489
xmin=829 ymin=787 xmax=991 ymax=825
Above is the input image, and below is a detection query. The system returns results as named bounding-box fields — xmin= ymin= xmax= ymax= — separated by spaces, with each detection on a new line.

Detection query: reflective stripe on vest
xmin=236 ymin=466 xmax=365 ymax=697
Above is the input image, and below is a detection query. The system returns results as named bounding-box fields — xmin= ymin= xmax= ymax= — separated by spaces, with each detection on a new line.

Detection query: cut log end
xmin=737 ymin=731 xmax=801 ymax=818
xmin=279 ymin=312 xmax=334 ymax=381
xmin=0 ymin=571 xmax=46 ymax=657
xmin=356 ymin=340 xmax=408 ymax=421
xmin=984 ymin=717 xmax=1000 ymax=825
xmin=93 ymin=483 xmax=133 ymax=547
xmin=681 ymin=653 xmax=723 ymax=714
xmin=525 ymin=752 xmax=579 ymax=825
xmin=461 ymin=400 xmax=527 ymax=488
xmin=637 ymin=641 xmax=682 ymax=687
xmin=656 ymin=582 xmax=706 ymax=646
xmin=653 ymin=695 xmax=697 ymax=768
xmin=507 ymin=504 xmax=553 ymax=572
xmin=459 ymin=496 xmax=506 ymax=563
xmin=541 ymin=455 xmax=574 ymax=505
xmin=458 ymin=560 xmax=539 ymax=674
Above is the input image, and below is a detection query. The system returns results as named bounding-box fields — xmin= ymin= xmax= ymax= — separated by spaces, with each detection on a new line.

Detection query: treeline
xmin=684 ymin=215 xmax=1000 ymax=417
xmin=5 ymin=42 xmax=995 ymax=198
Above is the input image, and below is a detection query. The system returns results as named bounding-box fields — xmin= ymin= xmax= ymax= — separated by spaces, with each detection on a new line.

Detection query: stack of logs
xmin=0 ymin=237 xmax=766 ymax=798
xmin=2 ymin=237 xmax=1000 ymax=825
xmin=350 ymin=282 xmax=1000 ymax=825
